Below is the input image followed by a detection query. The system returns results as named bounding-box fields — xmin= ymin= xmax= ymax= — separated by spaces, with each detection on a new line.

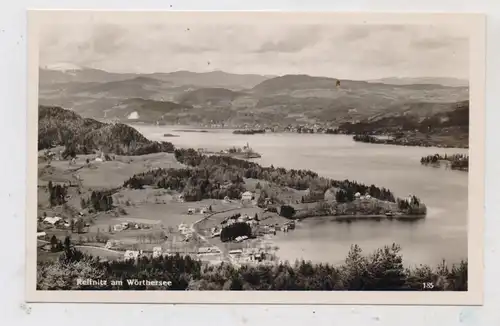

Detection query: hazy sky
xmin=39 ymin=22 xmax=469 ymax=80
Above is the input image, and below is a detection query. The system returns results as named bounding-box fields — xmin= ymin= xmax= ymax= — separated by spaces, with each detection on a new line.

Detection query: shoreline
xmin=129 ymin=122 xmax=468 ymax=150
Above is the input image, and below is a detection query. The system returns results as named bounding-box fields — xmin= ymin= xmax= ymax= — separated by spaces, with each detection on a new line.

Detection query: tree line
xmin=84 ymin=190 xmax=115 ymax=212
xmin=47 ymin=181 xmax=68 ymax=207
xmin=123 ymin=167 xmax=246 ymax=202
xmin=37 ymin=240 xmax=467 ymax=291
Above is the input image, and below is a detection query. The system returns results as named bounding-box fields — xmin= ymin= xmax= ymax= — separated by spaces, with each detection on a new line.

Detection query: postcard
xmin=26 ymin=10 xmax=485 ymax=305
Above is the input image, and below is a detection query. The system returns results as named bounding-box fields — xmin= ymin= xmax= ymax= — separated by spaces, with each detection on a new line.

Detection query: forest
xmin=38 ymin=105 xmax=175 ymax=155
xmin=37 ymin=239 xmax=467 ymax=291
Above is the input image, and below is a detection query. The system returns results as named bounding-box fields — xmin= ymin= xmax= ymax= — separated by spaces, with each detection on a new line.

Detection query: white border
xmin=25 ymin=10 xmax=486 ymax=305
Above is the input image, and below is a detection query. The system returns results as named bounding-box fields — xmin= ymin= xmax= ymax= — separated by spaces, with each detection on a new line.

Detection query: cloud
xmin=39 ymin=21 xmax=469 ymax=80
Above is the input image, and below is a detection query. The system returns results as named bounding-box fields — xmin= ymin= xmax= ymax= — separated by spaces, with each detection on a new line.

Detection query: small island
xmin=233 ymin=129 xmax=266 ymax=135
xmin=173 ymin=129 xmax=209 ymax=133
xmin=420 ymin=154 xmax=469 ymax=172
xmin=163 ymin=133 xmax=180 ymax=137
xmin=203 ymin=143 xmax=262 ymax=159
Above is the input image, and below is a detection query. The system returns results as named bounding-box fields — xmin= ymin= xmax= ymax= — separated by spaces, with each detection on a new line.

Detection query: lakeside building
xmin=43 ymin=216 xmax=62 ymax=225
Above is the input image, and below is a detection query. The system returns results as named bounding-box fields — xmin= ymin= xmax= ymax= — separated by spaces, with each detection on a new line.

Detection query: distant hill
xmin=40 ymin=67 xmax=270 ymax=90
xmin=368 ymin=77 xmax=469 ymax=88
xmin=176 ymin=88 xmax=246 ymax=106
xmin=252 ymin=74 xmax=461 ymax=95
xmin=102 ymin=98 xmax=193 ymax=123
xmin=38 ymin=105 xmax=174 ymax=155
xmin=52 ymin=77 xmax=172 ymax=99
xmin=147 ymin=70 xmax=271 ymax=90
xmin=252 ymin=74 xmax=341 ymax=94
xmin=39 ymin=67 xmax=138 ymax=86
xmin=38 ymin=67 xmax=470 ymax=128
xmin=337 ymin=100 xmax=469 ymax=134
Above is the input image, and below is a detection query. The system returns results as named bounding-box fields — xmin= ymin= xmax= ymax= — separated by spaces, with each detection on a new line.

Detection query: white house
xmin=36 ymin=232 xmax=46 ymax=238
xmin=43 ymin=216 xmax=62 ymax=225
xmin=229 ymin=249 xmax=243 ymax=255
xmin=124 ymin=250 xmax=140 ymax=260
xmin=113 ymin=224 xmax=124 ymax=232
xmin=354 ymin=192 xmax=361 ymax=199
xmin=241 ymin=191 xmax=253 ymax=202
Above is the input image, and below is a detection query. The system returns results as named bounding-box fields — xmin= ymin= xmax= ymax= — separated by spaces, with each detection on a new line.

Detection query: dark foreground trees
xmin=37 ymin=242 xmax=467 ymax=291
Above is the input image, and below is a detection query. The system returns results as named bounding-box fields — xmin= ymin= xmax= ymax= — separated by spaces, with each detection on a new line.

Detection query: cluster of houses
xmin=178 ymin=223 xmax=194 ymax=241
xmin=221 ymin=213 xmax=259 ymax=227
xmin=354 ymin=192 xmax=373 ymax=200
xmin=187 ymin=206 xmax=210 ymax=215
xmin=40 ymin=215 xmax=89 ymax=229
xmin=228 ymin=248 xmax=269 ymax=263
xmin=121 ymin=246 xmax=214 ymax=261
xmin=112 ymin=221 xmax=150 ymax=232
xmin=220 ymin=191 xmax=256 ymax=206
xmin=122 ymin=247 xmax=176 ymax=261
xmin=197 ymin=246 xmax=221 ymax=255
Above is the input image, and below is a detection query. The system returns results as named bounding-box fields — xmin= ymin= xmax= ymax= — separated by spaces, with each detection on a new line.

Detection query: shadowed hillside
xmin=38 ymin=105 xmax=175 ymax=155
xmin=339 ymin=100 xmax=469 ymax=148
xmin=338 ymin=100 xmax=468 ymax=134
xmin=176 ymin=88 xmax=246 ymax=106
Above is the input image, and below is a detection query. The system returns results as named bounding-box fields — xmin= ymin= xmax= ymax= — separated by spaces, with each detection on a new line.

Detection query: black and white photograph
xmin=26 ymin=11 xmax=485 ymax=304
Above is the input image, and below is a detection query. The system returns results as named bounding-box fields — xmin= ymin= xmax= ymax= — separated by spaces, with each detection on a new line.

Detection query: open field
xmin=38 ymin=150 xmax=183 ymax=189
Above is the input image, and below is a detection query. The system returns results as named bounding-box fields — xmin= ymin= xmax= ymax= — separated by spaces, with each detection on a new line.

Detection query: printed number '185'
xmin=423 ymin=282 xmax=434 ymax=289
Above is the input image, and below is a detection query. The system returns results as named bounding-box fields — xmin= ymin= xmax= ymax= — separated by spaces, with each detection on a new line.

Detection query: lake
xmin=133 ymin=124 xmax=469 ymax=267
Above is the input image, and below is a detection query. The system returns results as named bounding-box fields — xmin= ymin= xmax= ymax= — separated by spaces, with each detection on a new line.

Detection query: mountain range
xmin=38 ymin=65 xmax=469 ymax=127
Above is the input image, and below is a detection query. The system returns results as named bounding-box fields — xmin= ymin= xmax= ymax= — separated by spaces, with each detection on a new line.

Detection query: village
xmin=37 ymin=148 xmax=299 ymax=266
xmin=37 ymin=140 xmax=424 ymax=269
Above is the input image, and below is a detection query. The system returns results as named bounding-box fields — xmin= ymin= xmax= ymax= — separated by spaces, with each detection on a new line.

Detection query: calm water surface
xmin=133 ymin=124 xmax=468 ymax=267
